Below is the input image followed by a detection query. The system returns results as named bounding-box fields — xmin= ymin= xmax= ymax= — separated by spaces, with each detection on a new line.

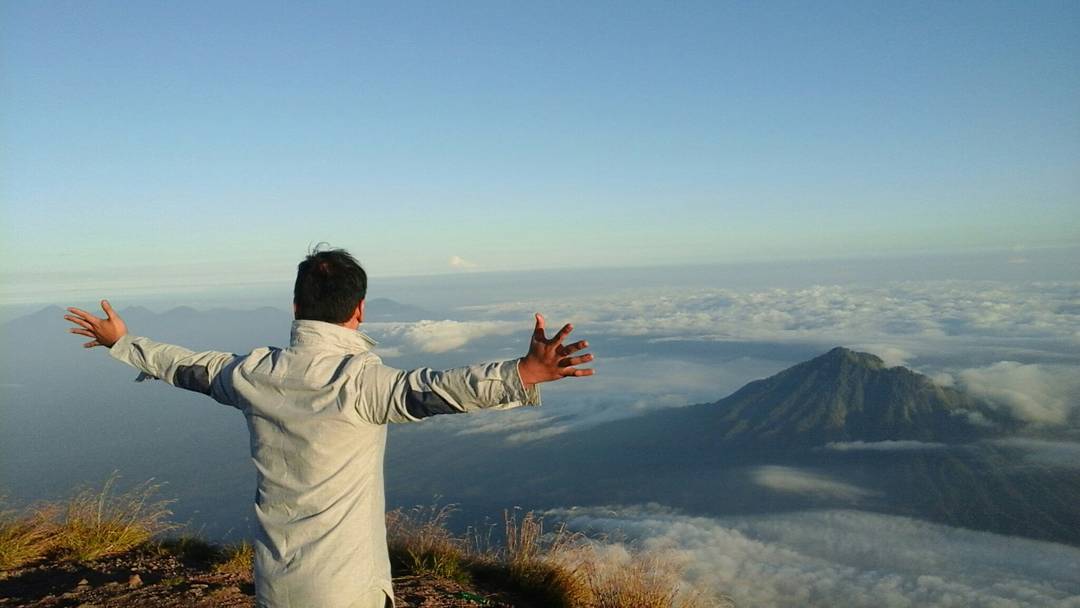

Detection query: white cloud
xmin=505 ymin=426 xmax=571 ymax=445
xmin=957 ymin=362 xmax=1080 ymax=425
xmin=931 ymin=372 xmax=955 ymax=387
xmin=849 ymin=344 xmax=913 ymax=368
xmin=749 ymin=466 xmax=877 ymax=501
xmin=824 ymin=440 xmax=948 ymax=452
xmin=544 ymin=505 xmax=1080 ymax=608
xmin=375 ymin=319 xmax=519 ymax=354
xmin=449 ymin=255 xmax=478 ymax=270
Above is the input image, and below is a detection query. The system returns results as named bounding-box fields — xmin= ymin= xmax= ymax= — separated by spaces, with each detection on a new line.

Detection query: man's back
xmin=231 ymin=321 xmax=394 ymax=606
xmin=105 ymin=317 xmax=544 ymax=607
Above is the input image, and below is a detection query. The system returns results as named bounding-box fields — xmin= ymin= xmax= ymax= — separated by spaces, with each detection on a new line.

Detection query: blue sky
xmin=2 ymin=1 xmax=1078 ymax=304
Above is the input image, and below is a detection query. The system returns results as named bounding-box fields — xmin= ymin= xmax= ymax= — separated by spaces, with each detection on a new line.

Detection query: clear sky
xmin=2 ymin=1 xmax=1078 ymax=304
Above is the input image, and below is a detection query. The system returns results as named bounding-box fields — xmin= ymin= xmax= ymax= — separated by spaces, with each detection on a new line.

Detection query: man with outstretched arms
xmin=63 ymin=247 xmax=595 ymax=608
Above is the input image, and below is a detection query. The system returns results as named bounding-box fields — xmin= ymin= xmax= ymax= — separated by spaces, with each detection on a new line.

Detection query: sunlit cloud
xmin=458 ymin=281 xmax=1080 ymax=358
xmin=448 ymin=255 xmax=478 ymax=270
xmin=957 ymin=362 xmax=1080 ymax=425
xmin=544 ymin=505 xmax=1080 ymax=608
xmin=373 ymin=319 xmax=519 ymax=354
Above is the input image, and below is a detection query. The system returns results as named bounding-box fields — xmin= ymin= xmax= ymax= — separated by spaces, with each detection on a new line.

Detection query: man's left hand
xmin=64 ymin=299 xmax=127 ymax=348
xmin=517 ymin=312 xmax=594 ymax=389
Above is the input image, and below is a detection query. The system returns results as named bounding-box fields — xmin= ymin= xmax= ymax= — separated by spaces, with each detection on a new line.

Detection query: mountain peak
xmin=817 ymin=346 xmax=886 ymax=370
xmin=702 ymin=346 xmax=1002 ymax=445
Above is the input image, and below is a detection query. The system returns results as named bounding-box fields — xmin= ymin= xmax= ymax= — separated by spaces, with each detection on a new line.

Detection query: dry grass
xmin=386 ymin=502 xmax=470 ymax=583
xmin=499 ymin=509 xmax=590 ymax=608
xmin=213 ymin=540 xmax=254 ymax=577
xmin=0 ymin=502 xmax=59 ymax=571
xmin=386 ymin=504 xmax=714 ymax=608
xmin=8 ymin=478 xmax=718 ymax=607
xmin=52 ymin=473 xmax=177 ymax=563
xmin=571 ymin=546 xmax=710 ymax=608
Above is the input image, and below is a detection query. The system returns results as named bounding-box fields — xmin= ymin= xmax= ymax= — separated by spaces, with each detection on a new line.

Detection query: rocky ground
xmin=0 ymin=546 xmax=543 ymax=608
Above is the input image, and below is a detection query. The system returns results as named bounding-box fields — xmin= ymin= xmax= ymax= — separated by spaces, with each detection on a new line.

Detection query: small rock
xmin=128 ymin=573 xmax=143 ymax=589
xmin=77 ymin=578 xmax=90 ymax=587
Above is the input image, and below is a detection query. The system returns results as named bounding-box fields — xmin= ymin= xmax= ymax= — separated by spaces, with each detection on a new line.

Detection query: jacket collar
xmin=289 ymin=319 xmax=378 ymax=352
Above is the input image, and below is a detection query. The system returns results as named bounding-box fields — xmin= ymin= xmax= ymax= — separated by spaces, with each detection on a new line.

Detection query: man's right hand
xmin=64 ymin=299 xmax=127 ymax=348
xmin=517 ymin=313 xmax=594 ymax=389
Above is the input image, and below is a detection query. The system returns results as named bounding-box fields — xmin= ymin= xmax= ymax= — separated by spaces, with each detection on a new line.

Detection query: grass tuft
xmin=386 ymin=504 xmax=713 ymax=607
xmin=0 ymin=501 xmax=59 ymax=571
xmin=573 ymin=546 xmax=709 ymax=608
xmin=213 ymin=540 xmax=254 ymax=577
xmin=386 ymin=502 xmax=471 ymax=583
xmin=153 ymin=534 xmax=222 ymax=563
xmin=500 ymin=509 xmax=589 ymax=608
xmin=53 ymin=472 xmax=176 ymax=563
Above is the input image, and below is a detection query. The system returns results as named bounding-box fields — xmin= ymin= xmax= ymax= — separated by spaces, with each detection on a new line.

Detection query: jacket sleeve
xmin=354 ymin=356 xmax=542 ymax=425
xmin=107 ymin=334 xmax=240 ymax=407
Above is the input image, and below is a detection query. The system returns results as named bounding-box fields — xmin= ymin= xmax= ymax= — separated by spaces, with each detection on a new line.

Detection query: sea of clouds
xmin=368 ymin=280 xmax=1080 ymax=440
xmin=545 ymin=504 xmax=1080 ymax=608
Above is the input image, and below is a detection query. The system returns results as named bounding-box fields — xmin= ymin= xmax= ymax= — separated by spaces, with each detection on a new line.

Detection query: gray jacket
xmin=107 ymin=319 xmax=541 ymax=607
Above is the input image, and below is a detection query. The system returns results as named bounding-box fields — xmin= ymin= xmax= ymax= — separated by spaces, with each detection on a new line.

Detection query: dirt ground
xmin=0 ymin=547 xmax=541 ymax=608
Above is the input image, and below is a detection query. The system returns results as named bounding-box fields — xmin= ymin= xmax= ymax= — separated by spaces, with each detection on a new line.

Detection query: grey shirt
xmin=108 ymin=319 xmax=541 ymax=607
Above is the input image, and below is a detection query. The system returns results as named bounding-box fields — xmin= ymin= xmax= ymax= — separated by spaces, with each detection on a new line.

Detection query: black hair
xmin=293 ymin=244 xmax=367 ymax=323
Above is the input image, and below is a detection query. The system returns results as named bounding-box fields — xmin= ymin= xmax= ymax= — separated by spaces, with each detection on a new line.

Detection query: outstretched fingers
xmin=561 ymin=367 xmax=595 ymax=377
xmin=551 ymin=323 xmax=573 ymax=346
xmin=558 ymin=353 xmax=594 ymax=368
xmin=557 ymin=339 xmax=588 ymax=356
xmin=66 ymin=307 xmax=99 ymax=323
xmin=64 ymin=314 xmax=94 ymax=330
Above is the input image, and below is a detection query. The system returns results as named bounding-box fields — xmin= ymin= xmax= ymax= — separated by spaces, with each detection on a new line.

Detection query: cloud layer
xmin=459 ymin=281 xmax=1080 ymax=351
xmin=545 ymin=505 xmax=1080 ymax=608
